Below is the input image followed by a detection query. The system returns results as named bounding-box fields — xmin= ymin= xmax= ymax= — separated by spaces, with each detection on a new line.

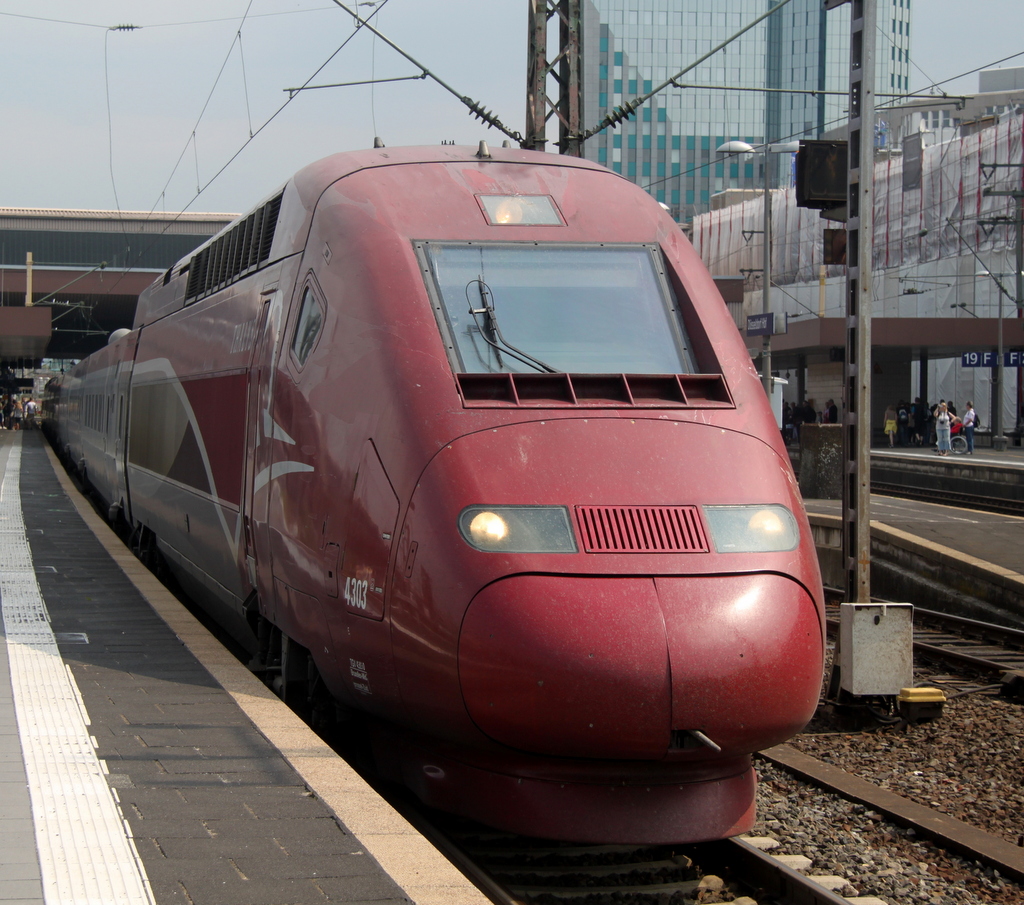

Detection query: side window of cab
xmin=291 ymin=285 xmax=324 ymax=367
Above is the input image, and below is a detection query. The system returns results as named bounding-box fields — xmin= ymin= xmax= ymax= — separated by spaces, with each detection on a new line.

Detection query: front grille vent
xmin=575 ymin=506 xmax=709 ymax=553
xmin=455 ymin=372 xmax=733 ymax=409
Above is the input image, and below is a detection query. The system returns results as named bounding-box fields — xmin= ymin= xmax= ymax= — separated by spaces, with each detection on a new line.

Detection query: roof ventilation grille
xmin=185 ymin=192 xmax=282 ymax=302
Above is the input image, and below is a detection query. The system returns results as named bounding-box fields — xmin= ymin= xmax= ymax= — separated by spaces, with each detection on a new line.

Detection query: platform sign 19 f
xmin=962 ymin=351 xmax=997 ymax=368
xmin=961 ymin=351 xmax=1024 ymax=367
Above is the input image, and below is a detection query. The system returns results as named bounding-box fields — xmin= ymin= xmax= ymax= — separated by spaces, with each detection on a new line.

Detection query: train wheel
xmin=276 ymin=634 xmax=311 ymax=709
xmin=130 ymin=524 xmax=167 ymax=581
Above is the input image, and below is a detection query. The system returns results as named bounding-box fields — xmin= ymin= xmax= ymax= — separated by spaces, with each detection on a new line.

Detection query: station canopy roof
xmin=0 ymin=207 xmax=236 ymax=364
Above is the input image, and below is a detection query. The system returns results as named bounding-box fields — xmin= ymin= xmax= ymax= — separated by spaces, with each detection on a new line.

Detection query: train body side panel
xmin=126 ymin=269 xmax=293 ymax=634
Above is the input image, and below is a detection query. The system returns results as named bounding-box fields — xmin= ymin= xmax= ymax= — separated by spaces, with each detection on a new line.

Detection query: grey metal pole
xmin=842 ymin=0 xmax=875 ymax=604
xmin=979 ymin=177 xmax=1024 ymax=439
xmin=996 ymin=290 xmax=1004 ymax=444
xmin=762 ymin=145 xmax=773 ymax=400
xmin=1017 ymin=193 xmax=1023 ymax=430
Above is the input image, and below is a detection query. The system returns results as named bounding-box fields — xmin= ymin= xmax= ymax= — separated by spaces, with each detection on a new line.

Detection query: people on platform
xmin=934 ymin=401 xmax=953 ymax=456
xmin=962 ymin=401 xmax=977 ymax=455
xmin=896 ymin=401 xmax=910 ymax=446
xmin=883 ymin=404 xmax=898 ymax=447
xmin=802 ymin=399 xmax=818 ymax=427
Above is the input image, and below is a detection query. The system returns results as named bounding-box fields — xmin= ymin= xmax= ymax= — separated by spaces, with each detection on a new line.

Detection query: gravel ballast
xmin=747 ymin=667 xmax=1024 ymax=905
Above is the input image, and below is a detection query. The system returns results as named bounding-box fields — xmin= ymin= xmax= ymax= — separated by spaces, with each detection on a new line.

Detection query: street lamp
xmin=716 ymin=140 xmax=799 ymax=405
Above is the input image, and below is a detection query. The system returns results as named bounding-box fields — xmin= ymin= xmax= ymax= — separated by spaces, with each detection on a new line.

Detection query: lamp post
xmin=716 ymin=140 xmax=799 ymax=403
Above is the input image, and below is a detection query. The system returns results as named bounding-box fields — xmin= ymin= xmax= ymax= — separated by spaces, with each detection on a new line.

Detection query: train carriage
xmin=53 ymin=144 xmax=825 ymax=843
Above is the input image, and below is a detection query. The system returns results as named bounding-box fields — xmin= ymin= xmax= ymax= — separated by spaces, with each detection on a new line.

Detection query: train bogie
xmin=52 ymin=145 xmax=825 ymax=844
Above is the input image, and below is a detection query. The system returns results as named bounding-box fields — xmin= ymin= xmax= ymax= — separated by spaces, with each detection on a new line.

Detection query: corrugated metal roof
xmin=0 ymin=207 xmax=238 ymax=234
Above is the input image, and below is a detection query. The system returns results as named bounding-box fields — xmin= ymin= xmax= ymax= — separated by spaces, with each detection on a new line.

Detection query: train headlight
xmin=459 ymin=506 xmax=577 ymax=553
xmin=702 ymin=505 xmax=799 ymax=553
xmin=468 ymin=510 xmax=509 ymax=544
xmin=478 ymin=195 xmax=563 ymax=226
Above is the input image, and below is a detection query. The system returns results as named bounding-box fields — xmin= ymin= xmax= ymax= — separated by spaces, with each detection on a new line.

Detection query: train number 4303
xmin=344 ymin=576 xmax=369 ymax=609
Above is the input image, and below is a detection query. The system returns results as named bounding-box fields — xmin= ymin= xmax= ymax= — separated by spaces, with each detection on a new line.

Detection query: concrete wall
xmin=809 ymin=512 xmax=1024 ymax=627
xmin=798 ymin=424 xmax=843 ymax=499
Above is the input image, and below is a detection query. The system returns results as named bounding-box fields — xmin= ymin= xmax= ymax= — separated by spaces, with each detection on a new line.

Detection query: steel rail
xmin=869 ymin=480 xmax=1024 ymax=516
xmin=824 ymin=602 xmax=1024 ymax=677
xmin=696 ymin=838 xmax=851 ymax=905
xmin=760 ymin=745 xmax=1024 ymax=886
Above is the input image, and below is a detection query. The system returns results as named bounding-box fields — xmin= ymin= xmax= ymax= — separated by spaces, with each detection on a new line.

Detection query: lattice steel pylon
xmin=525 ymin=0 xmax=583 ymax=156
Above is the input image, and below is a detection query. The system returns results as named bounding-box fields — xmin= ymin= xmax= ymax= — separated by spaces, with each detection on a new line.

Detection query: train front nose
xmin=458 ymin=573 xmax=822 ymax=759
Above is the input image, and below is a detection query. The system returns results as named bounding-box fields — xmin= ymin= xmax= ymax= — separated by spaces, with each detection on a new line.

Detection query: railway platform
xmin=803 ymin=493 xmax=1024 ymax=577
xmin=0 ymin=429 xmax=486 ymax=905
xmin=803 ymin=483 xmax=1024 ymax=628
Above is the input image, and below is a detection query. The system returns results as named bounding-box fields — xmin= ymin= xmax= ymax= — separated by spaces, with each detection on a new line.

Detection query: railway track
xmin=870 ymin=480 xmax=1024 ymax=517
xmin=825 ymin=597 xmax=1024 ymax=679
xmin=404 ymin=812 xmax=856 ymax=905
xmin=912 ymin=606 xmax=1024 ymax=676
xmin=354 ymin=686 xmax=1024 ymax=905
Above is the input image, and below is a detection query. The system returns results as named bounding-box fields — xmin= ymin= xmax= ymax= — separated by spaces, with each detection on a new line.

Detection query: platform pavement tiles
xmin=17 ymin=431 xmax=482 ymax=905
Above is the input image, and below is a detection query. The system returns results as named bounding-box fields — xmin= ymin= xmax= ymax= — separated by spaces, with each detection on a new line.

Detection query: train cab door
xmin=241 ymin=281 xmax=285 ymax=612
xmin=112 ymin=331 xmax=139 ymax=523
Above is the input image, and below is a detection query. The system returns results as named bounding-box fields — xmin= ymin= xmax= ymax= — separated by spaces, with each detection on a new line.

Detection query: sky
xmin=0 ymin=0 xmax=1021 ymax=216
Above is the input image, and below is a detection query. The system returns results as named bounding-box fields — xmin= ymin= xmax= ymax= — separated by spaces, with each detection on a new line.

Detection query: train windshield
xmin=422 ymin=243 xmax=696 ymax=374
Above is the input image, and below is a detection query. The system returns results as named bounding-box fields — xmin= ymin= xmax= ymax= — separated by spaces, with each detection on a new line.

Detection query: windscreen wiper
xmin=466 ymin=279 xmax=557 ymax=374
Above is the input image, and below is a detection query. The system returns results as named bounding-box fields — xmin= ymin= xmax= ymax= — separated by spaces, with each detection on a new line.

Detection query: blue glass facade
xmin=582 ymin=0 xmax=911 ymax=221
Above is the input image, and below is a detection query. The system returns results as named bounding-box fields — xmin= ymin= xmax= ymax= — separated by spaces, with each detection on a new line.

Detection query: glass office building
xmin=582 ymin=0 xmax=911 ymax=221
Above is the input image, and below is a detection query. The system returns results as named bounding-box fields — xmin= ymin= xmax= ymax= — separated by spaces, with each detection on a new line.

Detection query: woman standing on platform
xmin=883 ymin=404 xmax=898 ymax=447
xmin=962 ymin=401 xmax=977 ymax=454
xmin=934 ymin=401 xmax=953 ymax=455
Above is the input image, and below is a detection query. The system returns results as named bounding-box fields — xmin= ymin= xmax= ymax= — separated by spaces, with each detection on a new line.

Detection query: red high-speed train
xmin=47 ymin=144 xmax=824 ymax=844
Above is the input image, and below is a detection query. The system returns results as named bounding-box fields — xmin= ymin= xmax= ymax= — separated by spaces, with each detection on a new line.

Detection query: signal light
xmin=795 ymin=140 xmax=847 ymax=210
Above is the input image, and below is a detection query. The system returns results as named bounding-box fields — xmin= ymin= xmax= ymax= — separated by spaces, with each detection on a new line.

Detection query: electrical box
xmin=838 ymin=603 xmax=913 ymax=696
xmin=898 ymin=686 xmax=946 ymax=722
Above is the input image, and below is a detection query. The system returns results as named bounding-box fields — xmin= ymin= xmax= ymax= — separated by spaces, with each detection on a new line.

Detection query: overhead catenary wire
xmin=159 ymin=0 xmax=393 ymax=207
xmin=104 ymin=27 xmax=129 ymax=254
xmin=916 ymin=49 xmax=1024 ymax=97
xmin=0 ymin=7 xmax=344 ymax=30
xmin=329 ymin=1 xmax=524 ymax=144
xmin=238 ymin=26 xmax=254 ymax=138
xmin=99 ymin=0 xmax=397 ymax=297
xmin=153 ymin=0 xmax=258 ymax=207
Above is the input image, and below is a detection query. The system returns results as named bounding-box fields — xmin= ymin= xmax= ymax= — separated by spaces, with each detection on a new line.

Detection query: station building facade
xmin=0 ymin=208 xmax=235 ymax=366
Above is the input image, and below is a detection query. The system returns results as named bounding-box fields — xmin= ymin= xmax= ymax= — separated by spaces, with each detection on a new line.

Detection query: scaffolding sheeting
xmin=692 ymin=113 xmax=1024 ymax=287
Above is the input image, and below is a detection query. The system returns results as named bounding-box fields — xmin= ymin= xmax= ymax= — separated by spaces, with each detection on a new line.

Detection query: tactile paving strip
xmin=1 ymin=436 xmax=155 ymax=905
